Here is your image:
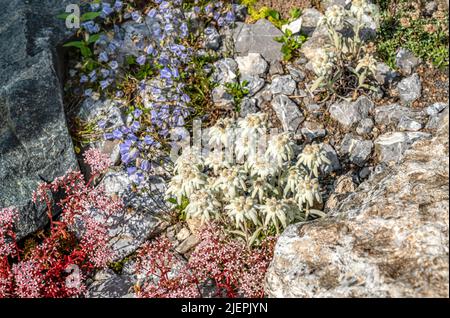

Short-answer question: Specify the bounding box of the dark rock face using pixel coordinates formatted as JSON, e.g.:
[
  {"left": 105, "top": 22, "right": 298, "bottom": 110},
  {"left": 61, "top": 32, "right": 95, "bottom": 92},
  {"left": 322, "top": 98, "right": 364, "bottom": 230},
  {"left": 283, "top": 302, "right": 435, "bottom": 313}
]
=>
[{"left": 0, "top": 0, "right": 79, "bottom": 238}]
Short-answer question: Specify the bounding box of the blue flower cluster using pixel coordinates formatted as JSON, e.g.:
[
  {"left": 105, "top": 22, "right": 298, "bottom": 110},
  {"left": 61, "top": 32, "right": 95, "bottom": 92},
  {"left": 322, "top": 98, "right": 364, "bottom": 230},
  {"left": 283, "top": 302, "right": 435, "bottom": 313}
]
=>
[{"left": 71, "top": 0, "right": 238, "bottom": 185}]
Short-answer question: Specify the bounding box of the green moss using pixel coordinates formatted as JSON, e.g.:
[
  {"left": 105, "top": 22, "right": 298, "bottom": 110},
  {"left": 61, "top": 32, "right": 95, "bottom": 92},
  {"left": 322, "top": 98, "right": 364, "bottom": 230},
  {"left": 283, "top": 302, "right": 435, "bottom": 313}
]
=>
[
  {"left": 376, "top": 3, "right": 449, "bottom": 69},
  {"left": 108, "top": 254, "right": 135, "bottom": 274}
]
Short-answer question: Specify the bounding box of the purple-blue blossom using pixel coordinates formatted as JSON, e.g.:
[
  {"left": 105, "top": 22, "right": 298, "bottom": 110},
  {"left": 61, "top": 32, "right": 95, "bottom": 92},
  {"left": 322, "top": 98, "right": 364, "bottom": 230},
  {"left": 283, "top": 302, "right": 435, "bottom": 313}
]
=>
[
  {"left": 113, "top": 0, "right": 123, "bottom": 11},
  {"left": 136, "top": 55, "right": 147, "bottom": 65},
  {"left": 109, "top": 60, "right": 119, "bottom": 70},
  {"left": 131, "top": 11, "right": 142, "bottom": 22},
  {"left": 80, "top": 75, "right": 88, "bottom": 83},
  {"left": 101, "top": 3, "right": 113, "bottom": 16},
  {"left": 160, "top": 67, "right": 172, "bottom": 80},
  {"left": 99, "top": 51, "right": 109, "bottom": 63}
]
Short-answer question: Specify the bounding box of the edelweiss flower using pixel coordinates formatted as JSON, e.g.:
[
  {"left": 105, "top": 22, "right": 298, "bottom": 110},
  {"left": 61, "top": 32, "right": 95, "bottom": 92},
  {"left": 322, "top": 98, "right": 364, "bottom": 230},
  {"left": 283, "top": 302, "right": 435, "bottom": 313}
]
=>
[
  {"left": 213, "top": 167, "right": 247, "bottom": 199},
  {"left": 297, "top": 144, "right": 331, "bottom": 177},
  {"left": 282, "top": 166, "right": 302, "bottom": 197},
  {"left": 249, "top": 177, "right": 276, "bottom": 203},
  {"left": 166, "top": 177, "right": 185, "bottom": 204},
  {"left": 204, "top": 151, "right": 231, "bottom": 175},
  {"left": 259, "top": 198, "right": 293, "bottom": 231},
  {"left": 174, "top": 147, "right": 203, "bottom": 174},
  {"left": 311, "top": 48, "right": 336, "bottom": 77},
  {"left": 324, "top": 5, "right": 346, "bottom": 28},
  {"left": 167, "top": 165, "right": 206, "bottom": 203},
  {"left": 208, "top": 117, "right": 235, "bottom": 147},
  {"left": 265, "top": 132, "right": 294, "bottom": 168},
  {"left": 225, "top": 196, "right": 259, "bottom": 229},
  {"left": 295, "top": 176, "right": 322, "bottom": 208},
  {"left": 351, "top": 0, "right": 378, "bottom": 20},
  {"left": 235, "top": 135, "right": 258, "bottom": 163},
  {"left": 185, "top": 189, "right": 221, "bottom": 224},
  {"left": 356, "top": 54, "right": 377, "bottom": 75},
  {"left": 247, "top": 157, "right": 278, "bottom": 180},
  {"left": 237, "top": 112, "right": 267, "bottom": 140}
]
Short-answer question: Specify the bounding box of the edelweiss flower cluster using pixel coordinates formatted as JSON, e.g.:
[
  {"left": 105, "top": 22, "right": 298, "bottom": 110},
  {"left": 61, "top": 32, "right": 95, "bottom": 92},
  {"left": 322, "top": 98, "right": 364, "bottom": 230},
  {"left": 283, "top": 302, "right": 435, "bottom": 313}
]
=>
[
  {"left": 324, "top": 4, "right": 346, "bottom": 28},
  {"left": 311, "top": 1, "right": 379, "bottom": 95},
  {"left": 166, "top": 113, "right": 331, "bottom": 240},
  {"left": 311, "top": 48, "right": 337, "bottom": 78}
]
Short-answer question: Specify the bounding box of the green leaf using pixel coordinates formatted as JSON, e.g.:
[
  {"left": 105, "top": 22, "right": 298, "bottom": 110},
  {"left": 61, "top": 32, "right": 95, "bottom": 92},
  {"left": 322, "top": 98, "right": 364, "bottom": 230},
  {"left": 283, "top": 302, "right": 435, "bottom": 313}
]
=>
[
  {"left": 267, "top": 9, "right": 281, "bottom": 21},
  {"left": 274, "top": 37, "right": 284, "bottom": 43},
  {"left": 80, "top": 46, "right": 92, "bottom": 57},
  {"left": 289, "top": 8, "right": 302, "bottom": 20},
  {"left": 84, "top": 59, "right": 96, "bottom": 72},
  {"left": 248, "top": 227, "right": 263, "bottom": 247},
  {"left": 87, "top": 33, "right": 101, "bottom": 44},
  {"left": 63, "top": 41, "right": 85, "bottom": 49},
  {"left": 56, "top": 13, "right": 70, "bottom": 20},
  {"left": 167, "top": 198, "right": 178, "bottom": 204},
  {"left": 80, "top": 11, "right": 101, "bottom": 22}
]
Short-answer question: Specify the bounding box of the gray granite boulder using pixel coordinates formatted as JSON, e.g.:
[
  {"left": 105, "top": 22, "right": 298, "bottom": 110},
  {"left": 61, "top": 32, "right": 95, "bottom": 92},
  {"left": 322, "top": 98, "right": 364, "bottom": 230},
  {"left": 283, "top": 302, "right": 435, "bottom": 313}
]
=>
[
  {"left": 239, "top": 97, "right": 258, "bottom": 117},
  {"left": 96, "top": 171, "right": 169, "bottom": 261},
  {"left": 397, "top": 73, "right": 422, "bottom": 104},
  {"left": 374, "top": 131, "right": 431, "bottom": 164},
  {"left": 339, "top": 134, "right": 373, "bottom": 167},
  {"left": 395, "top": 48, "right": 421, "bottom": 75},
  {"left": 328, "top": 96, "right": 374, "bottom": 129},
  {"left": 0, "top": 0, "right": 80, "bottom": 239},
  {"left": 266, "top": 113, "right": 449, "bottom": 298},
  {"left": 271, "top": 95, "right": 304, "bottom": 133},
  {"left": 235, "top": 53, "right": 268, "bottom": 77},
  {"left": 300, "top": 8, "right": 323, "bottom": 36},
  {"left": 270, "top": 75, "right": 297, "bottom": 96},
  {"left": 374, "top": 103, "right": 426, "bottom": 127},
  {"left": 233, "top": 19, "right": 284, "bottom": 63},
  {"left": 426, "top": 104, "right": 449, "bottom": 131},
  {"left": 241, "top": 75, "right": 265, "bottom": 97},
  {"left": 87, "top": 268, "right": 136, "bottom": 298}
]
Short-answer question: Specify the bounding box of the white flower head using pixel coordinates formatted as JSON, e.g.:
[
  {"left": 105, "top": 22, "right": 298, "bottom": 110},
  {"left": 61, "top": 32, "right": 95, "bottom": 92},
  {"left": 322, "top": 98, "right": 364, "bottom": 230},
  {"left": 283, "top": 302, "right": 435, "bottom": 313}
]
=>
[
  {"left": 204, "top": 151, "right": 231, "bottom": 175},
  {"left": 185, "top": 189, "right": 221, "bottom": 224},
  {"left": 324, "top": 5, "right": 346, "bottom": 28},
  {"left": 311, "top": 48, "right": 336, "bottom": 77},
  {"left": 295, "top": 175, "right": 322, "bottom": 209},
  {"left": 174, "top": 146, "right": 203, "bottom": 174},
  {"left": 282, "top": 166, "right": 303, "bottom": 197},
  {"left": 351, "top": 0, "right": 378, "bottom": 20},
  {"left": 265, "top": 132, "right": 294, "bottom": 168},
  {"left": 225, "top": 196, "right": 259, "bottom": 229},
  {"left": 356, "top": 53, "right": 377, "bottom": 75},
  {"left": 237, "top": 112, "right": 267, "bottom": 140},
  {"left": 167, "top": 165, "right": 206, "bottom": 203},
  {"left": 208, "top": 117, "right": 235, "bottom": 148},
  {"left": 259, "top": 198, "right": 294, "bottom": 232},
  {"left": 165, "top": 177, "right": 184, "bottom": 205},
  {"left": 247, "top": 157, "right": 279, "bottom": 180},
  {"left": 234, "top": 135, "right": 253, "bottom": 163},
  {"left": 213, "top": 167, "right": 247, "bottom": 200},
  {"left": 297, "top": 144, "right": 331, "bottom": 177},
  {"left": 249, "top": 177, "right": 276, "bottom": 203}
]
